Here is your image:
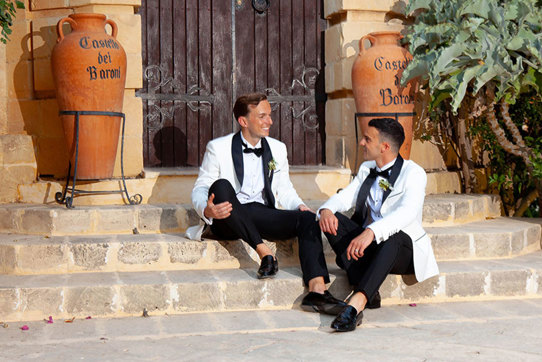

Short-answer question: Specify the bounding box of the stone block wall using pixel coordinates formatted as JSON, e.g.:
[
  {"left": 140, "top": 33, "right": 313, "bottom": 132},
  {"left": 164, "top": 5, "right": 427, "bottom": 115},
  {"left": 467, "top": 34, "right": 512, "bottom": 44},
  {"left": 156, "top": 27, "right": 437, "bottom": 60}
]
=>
[
  {"left": 323, "top": 0, "right": 447, "bottom": 172},
  {"left": 4, "top": 0, "right": 142, "bottom": 184},
  {"left": 0, "top": 3, "right": 37, "bottom": 202}
]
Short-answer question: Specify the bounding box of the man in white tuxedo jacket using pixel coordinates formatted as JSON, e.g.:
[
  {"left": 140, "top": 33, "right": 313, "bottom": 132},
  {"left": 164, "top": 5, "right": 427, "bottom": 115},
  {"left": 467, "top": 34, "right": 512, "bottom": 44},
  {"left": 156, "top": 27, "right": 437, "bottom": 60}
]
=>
[
  {"left": 300, "top": 117, "right": 439, "bottom": 332},
  {"left": 187, "top": 93, "right": 348, "bottom": 311}
]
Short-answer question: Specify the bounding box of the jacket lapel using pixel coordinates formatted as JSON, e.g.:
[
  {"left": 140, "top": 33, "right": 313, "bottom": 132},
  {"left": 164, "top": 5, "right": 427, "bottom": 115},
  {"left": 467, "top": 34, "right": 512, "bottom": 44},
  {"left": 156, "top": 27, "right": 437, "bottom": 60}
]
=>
[
  {"left": 231, "top": 132, "right": 244, "bottom": 186},
  {"left": 381, "top": 155, "right": 404, "bottom": 204},
  {"left": 352, "top": 169, "right": 377, "bottom": 225},
  {"left": 261, "top": 138, "right": 276, "bottom": 208},
  {"left": 351, "top": 155, "right": 404, "bottom": 225}
]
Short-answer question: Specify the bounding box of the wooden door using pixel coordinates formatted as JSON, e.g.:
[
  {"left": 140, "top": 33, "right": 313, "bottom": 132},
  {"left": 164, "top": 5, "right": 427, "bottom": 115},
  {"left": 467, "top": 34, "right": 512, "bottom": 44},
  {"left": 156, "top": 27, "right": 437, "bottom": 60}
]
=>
[{"left": 138, "top": 0, "right": 326, "bottom": 167}]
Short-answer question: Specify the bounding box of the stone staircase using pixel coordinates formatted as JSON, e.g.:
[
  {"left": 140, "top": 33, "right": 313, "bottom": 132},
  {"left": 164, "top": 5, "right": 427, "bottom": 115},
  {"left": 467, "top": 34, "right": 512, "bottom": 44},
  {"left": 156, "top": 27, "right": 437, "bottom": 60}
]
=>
[{"left": 1, "top": 194, "right": 541, "bottom": 322}]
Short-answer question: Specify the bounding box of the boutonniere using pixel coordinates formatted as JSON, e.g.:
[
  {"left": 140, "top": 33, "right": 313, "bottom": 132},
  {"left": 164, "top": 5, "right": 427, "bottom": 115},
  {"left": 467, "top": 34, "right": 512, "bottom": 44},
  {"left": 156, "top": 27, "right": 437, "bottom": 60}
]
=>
[
  {"left": 379, "top": 179, "right": 393, "bottom": 192},
  {"left": 268, "top": 159, "right": 277, "bottom": 177}
]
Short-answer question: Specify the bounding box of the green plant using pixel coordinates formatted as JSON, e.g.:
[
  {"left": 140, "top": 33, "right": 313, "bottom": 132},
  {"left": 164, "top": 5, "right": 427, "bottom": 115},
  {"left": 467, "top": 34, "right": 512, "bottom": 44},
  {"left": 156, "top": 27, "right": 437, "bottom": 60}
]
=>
[
  {"left": 401, "top": 0, "right": 542, "bottom": 214},
  {"left": 470, "top": 91, "right": 541, "bottom": 216},
  {"left": 0, "top": 0, "right": 24, "bottom": 44}
]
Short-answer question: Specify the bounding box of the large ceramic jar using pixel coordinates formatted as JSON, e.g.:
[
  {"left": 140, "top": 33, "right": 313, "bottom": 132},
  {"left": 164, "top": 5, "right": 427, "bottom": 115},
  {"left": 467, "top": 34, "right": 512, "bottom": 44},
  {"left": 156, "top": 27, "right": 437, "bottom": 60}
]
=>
[
  {"left": 351, "top": 31, "right": 416, "bottom": 159},
  {"left": 51, "top": 13, "right": 127, "bottom": 179}
]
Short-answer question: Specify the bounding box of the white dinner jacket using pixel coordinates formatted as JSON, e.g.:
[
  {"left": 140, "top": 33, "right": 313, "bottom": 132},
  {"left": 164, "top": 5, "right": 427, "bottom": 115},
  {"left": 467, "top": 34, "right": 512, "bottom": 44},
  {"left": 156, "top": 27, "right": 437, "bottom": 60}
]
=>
[
  {"left": 186, "top": 132, "right": 304, "bottom": 240},
  {"left": 318, "top": 159, "right": 439, "bottom": 283}
]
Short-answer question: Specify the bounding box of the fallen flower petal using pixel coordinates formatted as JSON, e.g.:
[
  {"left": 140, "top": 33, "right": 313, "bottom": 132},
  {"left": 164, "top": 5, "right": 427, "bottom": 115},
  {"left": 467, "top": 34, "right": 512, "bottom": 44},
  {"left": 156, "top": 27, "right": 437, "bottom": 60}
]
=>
[
  {"left": 20, "top": 325, "right": 29, "bottom": 330},
  {"left": 47, "top": 316, "right": 53, "bottom": 324},
  {"left": 85, "top": 316, "right": 92, "bottom": 320},
  {"left": 65, "top": 317, "right": 76, "bottom": 323},
  {"left": 0, "top": 322, "right": 8, "bottom": 328},
  {"left": 409, "top": 303, "right": 417, "bottom": 307}
]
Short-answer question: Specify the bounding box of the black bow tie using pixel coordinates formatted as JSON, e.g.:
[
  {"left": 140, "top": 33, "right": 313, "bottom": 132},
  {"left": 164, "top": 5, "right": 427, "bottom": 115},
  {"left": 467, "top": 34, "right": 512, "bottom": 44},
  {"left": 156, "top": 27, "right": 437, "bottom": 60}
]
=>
[
  {"left": 242, "top": 142, "right": 264, "bottom": 157},
  {"left": 369, "top": 168, "right": 390, "bottom": 179}
]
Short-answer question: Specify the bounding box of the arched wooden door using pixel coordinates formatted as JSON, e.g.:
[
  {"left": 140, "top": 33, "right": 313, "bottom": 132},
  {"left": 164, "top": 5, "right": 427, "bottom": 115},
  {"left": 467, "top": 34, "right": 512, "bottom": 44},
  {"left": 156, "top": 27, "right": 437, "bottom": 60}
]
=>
[{"left": 137, "top": 0, "right": 326, "bottom": 167}]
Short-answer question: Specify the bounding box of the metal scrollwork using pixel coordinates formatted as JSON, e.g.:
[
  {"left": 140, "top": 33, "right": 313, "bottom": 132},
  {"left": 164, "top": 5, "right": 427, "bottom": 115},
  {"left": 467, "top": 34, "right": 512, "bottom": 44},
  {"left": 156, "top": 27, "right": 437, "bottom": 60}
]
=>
[
  {"left": 264, "top": 67, "right": 321, "bottom": 130},
  {"left": 137, "top": 65, "right": 213, "bottom": 129},
  {"left": 252, "top": 0, "right": 270, "bottom": 13}
]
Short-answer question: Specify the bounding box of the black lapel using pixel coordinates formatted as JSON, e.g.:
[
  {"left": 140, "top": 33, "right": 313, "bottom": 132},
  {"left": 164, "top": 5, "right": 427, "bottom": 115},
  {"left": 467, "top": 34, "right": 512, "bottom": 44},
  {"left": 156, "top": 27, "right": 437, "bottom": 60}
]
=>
[
  {"left": 231, "top": 132, "right": 244, "bottom": 186},
  {"left": 261, "top": 138, "right": 276, "bottom": 208},
  {"left": 381, "top": 155, "right": 404, "bottom": 204},
  {"left": 352, "top": 169, "right": 377, "bottom": 225}
]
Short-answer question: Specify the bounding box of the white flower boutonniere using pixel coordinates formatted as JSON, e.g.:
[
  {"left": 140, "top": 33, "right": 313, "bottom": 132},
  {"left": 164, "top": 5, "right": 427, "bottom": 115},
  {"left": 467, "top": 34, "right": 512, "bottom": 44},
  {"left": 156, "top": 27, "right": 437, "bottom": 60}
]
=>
[
  {"left": 378, "top": 179, "right": 393, "bottom": 192},
  {"left": 268, "top": 159, "right": 277, "bottom": 177}
]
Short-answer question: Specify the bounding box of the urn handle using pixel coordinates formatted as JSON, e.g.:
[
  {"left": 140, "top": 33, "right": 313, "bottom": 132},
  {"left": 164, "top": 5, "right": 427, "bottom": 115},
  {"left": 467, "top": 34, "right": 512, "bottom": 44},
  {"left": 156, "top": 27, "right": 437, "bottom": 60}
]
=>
[
  {"left": 56, "top": 17, "right": 77, "bottom": 43},
  {"left": 105, "top": 19, "right": 118, "bottom": 39},
  {"left": 359, "top": 34, "right": 377, "bottom": 55}
]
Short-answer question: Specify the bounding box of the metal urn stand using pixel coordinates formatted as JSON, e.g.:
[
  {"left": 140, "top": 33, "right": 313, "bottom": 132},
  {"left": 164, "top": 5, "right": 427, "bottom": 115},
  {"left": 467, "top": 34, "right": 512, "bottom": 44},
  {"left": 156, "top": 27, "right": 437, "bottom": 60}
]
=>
[{"left": 55, "top": 110, "right": 143, "bottom": 209}]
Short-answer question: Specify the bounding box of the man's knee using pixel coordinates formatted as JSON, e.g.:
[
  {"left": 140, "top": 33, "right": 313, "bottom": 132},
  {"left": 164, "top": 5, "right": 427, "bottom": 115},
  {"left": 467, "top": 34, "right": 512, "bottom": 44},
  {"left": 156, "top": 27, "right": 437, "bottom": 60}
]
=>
[
  {"left": 297, "top": 210, "right": 320, "bottom": 233},
  {"left": 299, "top": 210, "right": 316, "bottom": 224},
  {"left": 209, "top": 179, "right": 236, "bottom": 203}
]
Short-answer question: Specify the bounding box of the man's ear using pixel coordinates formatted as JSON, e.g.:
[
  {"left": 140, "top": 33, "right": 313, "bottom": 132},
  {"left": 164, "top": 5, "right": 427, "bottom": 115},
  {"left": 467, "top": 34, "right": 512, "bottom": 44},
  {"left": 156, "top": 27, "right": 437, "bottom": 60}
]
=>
[
  {"left": 237, "top": 116, "right": 247, "bottom": 128},
  {"left": 380, "top": 141, "right": 391, "bottom": 153}
]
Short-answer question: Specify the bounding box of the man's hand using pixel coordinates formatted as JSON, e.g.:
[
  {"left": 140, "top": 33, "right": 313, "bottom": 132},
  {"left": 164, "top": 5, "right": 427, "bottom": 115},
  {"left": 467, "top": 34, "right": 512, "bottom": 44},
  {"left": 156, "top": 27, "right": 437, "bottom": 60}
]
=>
[
  {"left": 319, "top": 209, "right": 338, "bottom": 235},
  {"left": 346, "top": 228, "right": 375, "bottom": 261},
  {"left": 203, "top": 193, "right": 232, "bottom": 220},
  {"left": 298, "top": 204, "right": 314, "bottom": 213}
]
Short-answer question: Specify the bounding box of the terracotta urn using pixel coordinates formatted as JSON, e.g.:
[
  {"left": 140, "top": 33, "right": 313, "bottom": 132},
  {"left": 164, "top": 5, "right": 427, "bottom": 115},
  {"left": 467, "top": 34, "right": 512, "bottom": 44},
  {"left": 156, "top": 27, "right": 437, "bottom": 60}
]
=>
[
  {"left": 351, "top": 31, "right": 416, "bottom": 159},
  {"left": 51, "top": 13, "right": 127, "bottom": 179}
]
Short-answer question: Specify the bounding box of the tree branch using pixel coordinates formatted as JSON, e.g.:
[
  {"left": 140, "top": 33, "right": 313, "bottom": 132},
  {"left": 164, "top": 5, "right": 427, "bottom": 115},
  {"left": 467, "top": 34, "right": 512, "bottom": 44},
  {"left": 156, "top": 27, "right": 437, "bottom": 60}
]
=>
[
  {"left": 500, "top": 100, "right": 527, "bottom": 149},
  {"left": 514, "top": 189, "right": 539, "bottom": 217},
  {"left": 484, "top": 86, "right": 524, "bottom": 158}
]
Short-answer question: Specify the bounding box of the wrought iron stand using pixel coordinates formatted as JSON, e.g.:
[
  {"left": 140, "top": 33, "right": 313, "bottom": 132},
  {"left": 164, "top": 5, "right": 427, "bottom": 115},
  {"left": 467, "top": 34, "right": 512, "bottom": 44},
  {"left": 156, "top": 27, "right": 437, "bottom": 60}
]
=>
[
  {"left": 55, "top": 110, "right": 143, "bottom": 209},
  {"left": 353, "top": 112, "right": 415, "bottom": 177}
]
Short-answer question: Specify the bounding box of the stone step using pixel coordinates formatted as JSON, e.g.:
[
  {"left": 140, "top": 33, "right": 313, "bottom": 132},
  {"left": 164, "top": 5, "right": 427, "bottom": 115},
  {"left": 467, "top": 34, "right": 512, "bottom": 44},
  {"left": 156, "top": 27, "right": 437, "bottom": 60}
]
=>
[
  {"left": 17, "top": 168, "right": 461, "bottom": 206},
  {"left": 2, "top": 250, "right": 541, "bottom": 322},
  {"left": 0, "top": 194, "right": 501, "bottom": 236},
  {"left": 17, "top": 166, "right": 353, "bottom": 206},
  {"left": 1, "top": 217, "right": 539, "bottom": 275}
]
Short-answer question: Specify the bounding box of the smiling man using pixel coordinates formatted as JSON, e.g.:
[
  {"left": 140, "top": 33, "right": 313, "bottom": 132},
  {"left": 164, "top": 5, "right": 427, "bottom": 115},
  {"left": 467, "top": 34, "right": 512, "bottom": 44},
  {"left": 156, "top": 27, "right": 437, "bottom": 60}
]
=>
[
  {"left": 187, "top": 93, "right": 340, "bottom": 293},
  {"left": 299, "top": 117, "right": 439, "bottom": 332}
]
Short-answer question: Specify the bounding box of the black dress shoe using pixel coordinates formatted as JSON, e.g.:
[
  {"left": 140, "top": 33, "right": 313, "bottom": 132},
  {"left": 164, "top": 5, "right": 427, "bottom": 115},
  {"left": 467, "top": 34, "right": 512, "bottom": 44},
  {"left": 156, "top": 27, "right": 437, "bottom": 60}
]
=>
[
  {"left": 301, "top": 290, "right": 347, "bottom": 315},
  {"left": 257, "top": 255, "right": 278, "bottom": 279},
  {"left": 366, "top": 291, "right": 381, "bottom": 309},
  {"left": 331, "top": 305, "right": 363, "bottom": 332}
]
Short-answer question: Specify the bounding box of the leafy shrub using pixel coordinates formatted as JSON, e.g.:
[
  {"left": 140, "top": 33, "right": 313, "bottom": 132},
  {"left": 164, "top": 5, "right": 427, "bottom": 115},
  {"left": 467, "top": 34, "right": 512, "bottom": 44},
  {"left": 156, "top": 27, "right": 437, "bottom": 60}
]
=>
[
  {"left": 0, "top": 0, "right": 24, "bottom": 44},
  {"left": 401, "top": 0, "right": 542, "bottom": 215}
]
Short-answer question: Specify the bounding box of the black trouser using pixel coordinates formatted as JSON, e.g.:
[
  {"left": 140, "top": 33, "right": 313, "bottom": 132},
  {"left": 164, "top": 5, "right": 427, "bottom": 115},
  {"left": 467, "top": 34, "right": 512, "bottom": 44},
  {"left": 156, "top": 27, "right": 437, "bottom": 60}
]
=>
[
  {"left": 325, "top": 213, "right": 415, "bottom": 302},
  {"left": 208, "top": 179, "right": 329, "bottom": 285}
]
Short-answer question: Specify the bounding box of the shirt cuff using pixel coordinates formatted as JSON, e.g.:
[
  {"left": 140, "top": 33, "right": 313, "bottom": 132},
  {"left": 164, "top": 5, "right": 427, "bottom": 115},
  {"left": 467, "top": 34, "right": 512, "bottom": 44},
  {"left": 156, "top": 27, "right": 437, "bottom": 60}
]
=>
[
  {"left": 316, "top": 207, "right": 335, "bottom": 221},
  {"left": 367, "top": 224, "right": 384, "bottom": 244},
  {"left": 199, "top": 207, "right": 213, "bottom": 225}
]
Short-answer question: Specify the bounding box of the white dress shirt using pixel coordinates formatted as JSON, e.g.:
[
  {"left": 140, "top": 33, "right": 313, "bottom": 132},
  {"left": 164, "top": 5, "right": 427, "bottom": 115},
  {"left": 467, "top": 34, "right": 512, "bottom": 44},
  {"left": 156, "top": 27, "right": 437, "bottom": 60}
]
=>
[
  {"left": 366, "top": 158, "right": 397, "bottom": 228},
  {"left": 236, "top": 133, "right": 265, "bottom": 205}
]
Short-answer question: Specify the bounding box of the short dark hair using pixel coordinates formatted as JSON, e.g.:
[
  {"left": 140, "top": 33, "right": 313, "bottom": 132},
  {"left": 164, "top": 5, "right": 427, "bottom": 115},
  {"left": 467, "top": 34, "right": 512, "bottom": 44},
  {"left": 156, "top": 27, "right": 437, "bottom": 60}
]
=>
[
  {"left": 233, "top": 93, "right": 268, "bottom": 121},
  {"left": 368, "top": 117, "right": 405, "bottom": 153}
]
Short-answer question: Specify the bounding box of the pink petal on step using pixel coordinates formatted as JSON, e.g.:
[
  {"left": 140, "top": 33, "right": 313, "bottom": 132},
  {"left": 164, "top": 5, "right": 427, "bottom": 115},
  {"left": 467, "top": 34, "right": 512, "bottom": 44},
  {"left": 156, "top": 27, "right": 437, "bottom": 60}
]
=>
[{"left": 20, "top": 325, "right": 29, "bottom": 330}]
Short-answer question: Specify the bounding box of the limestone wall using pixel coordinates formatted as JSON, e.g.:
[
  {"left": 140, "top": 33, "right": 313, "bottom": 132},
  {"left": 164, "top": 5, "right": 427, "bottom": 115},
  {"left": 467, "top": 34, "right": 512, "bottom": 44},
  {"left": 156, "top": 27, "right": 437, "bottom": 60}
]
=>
[
  {"left": 323, "top": 0, "right": 447, "bottom": 172},
  {"left": 1, "top": 2, "right": 37, "bottom": 202},
  {"left": 5, "top": 0, "right": 142, "bottom": 182}
]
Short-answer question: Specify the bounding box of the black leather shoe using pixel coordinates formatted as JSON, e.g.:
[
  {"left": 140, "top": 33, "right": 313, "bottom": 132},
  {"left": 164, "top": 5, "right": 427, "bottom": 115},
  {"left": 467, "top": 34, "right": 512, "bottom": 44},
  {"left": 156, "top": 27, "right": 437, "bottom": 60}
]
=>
[
  {"left": 301, "top": 290, "right": 347, "bottom": 315},
  {"left": 331, "top": 305, "right": 363, "bottom": 332},
  {"left": 366, "top": 291, "right": 381, "bottom": 309},
  {"left": 257, "top": 255, "right": 278, "bottom": 279}
]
